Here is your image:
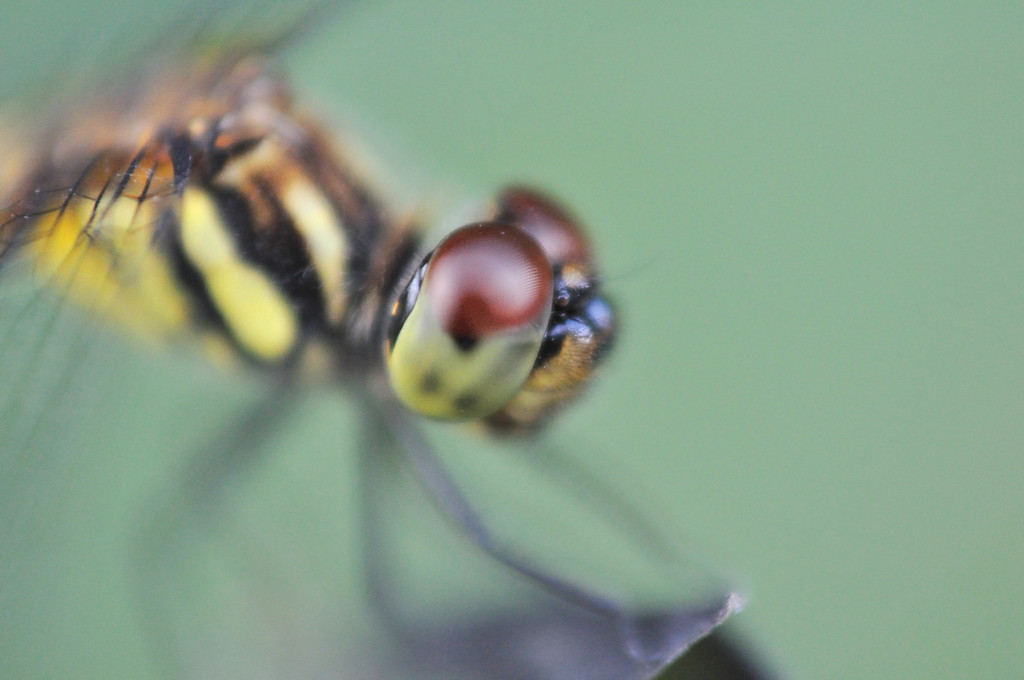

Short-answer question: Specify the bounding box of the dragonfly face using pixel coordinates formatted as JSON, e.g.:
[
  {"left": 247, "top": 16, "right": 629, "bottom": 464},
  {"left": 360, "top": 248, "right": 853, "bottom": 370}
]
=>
[{"left": 385, "top": 188, "right": 617, "bottom": 429}]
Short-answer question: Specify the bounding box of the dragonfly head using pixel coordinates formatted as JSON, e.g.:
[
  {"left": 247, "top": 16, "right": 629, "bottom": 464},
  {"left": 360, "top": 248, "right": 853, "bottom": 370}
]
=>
[{"left": 384, "top": 187, "right": 616, "bottom": 432}]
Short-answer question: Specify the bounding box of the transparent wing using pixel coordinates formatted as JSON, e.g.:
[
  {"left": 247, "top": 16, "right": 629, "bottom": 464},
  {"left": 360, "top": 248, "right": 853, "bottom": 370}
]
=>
[
  {"left": 369, "top": 401, "right": 742, "bottom": 680},
  {"left": 127, "top": 388, "right": 740, "bottom": 680},
  {"left": 0, "top": 239, "right": 280, "bottom": 678},
  {"left": 367, "top": 409, "right": 742, "bottom": 680}
]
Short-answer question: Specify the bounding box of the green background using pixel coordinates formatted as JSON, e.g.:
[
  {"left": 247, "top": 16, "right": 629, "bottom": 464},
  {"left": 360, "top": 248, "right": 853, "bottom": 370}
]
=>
[{"left": 1, "top": 2, "right": 1022, "bottom": 679}]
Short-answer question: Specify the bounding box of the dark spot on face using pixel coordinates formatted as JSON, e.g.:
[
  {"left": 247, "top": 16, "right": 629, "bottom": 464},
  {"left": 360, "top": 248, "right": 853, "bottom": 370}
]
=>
[
  {"left": 452, "top": 335, "right": 478, "bottom": 352},
  {"left": 420, "top": 372, "right": 441, "bottom": 394},
  {"left": 453, "top": 393, "right": 479, "bottom": 413}
]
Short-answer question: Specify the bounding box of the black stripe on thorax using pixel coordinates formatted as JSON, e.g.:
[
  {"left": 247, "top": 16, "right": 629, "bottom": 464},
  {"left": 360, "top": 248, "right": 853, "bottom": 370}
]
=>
[
  {"left": 206, "top": 179, "right": 329, "bottom": 335},
  {"left": 291, "top": 136, "right": 390, "bottom": 314}
]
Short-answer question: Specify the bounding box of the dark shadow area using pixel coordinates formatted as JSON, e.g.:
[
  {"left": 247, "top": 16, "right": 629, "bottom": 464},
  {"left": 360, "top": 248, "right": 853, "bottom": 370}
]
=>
[{"left": 660, "top": 629, "right": 781, "bottom": 680}]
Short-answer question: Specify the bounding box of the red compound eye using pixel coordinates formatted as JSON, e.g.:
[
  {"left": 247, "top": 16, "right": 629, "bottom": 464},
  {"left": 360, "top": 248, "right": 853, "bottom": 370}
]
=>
[
  {"left": 497, "top": 187, "right": 592, "bottom": 265},
  {"left": 427, "top": 222, "right": 553, "bottom": 342}
]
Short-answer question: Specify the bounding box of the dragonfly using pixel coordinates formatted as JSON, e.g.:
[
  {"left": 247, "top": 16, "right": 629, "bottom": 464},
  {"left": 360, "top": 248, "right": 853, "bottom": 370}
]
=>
[{"left": 0, "top": 4, "right": 748, "bottom": 679}]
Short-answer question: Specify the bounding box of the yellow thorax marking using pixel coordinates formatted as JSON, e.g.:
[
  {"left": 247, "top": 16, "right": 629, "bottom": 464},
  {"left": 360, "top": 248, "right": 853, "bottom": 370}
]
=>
[
  {"left": 179, "top": 187, "right": 298, "bottom": 361},
  {"left": 281, "top": 176, "right": 348, "bottom": 325}
]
